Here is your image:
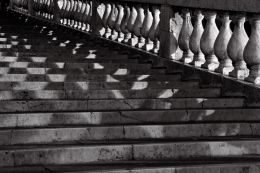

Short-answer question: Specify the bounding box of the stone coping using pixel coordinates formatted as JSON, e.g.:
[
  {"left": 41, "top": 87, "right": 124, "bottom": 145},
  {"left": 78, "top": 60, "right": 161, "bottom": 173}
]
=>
[{"left": 113, "top": 0, "right": 260, "bottom": 13}]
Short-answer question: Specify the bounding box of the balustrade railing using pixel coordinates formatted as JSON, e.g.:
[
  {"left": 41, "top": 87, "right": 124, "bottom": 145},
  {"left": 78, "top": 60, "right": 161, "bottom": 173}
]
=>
[{"left": 9, "top": 0, "right": 260, "bottom": 85}]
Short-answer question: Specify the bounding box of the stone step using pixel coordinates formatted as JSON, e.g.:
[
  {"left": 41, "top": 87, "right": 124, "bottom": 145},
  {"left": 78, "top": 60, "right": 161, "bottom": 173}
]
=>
[
  {"left": 0, "top": 81, "right": 198, "bottom": 90},
  {"left": 0, "top": 88, "right": 220, "bottom": 100},
  {"left": 0, "top": 47, "right": 99, "bottom": 54},
  {"left": 1, "top": 140, "right": 260, "bottom": 167},
  {"left": 0, "top": 98, "right": 244, "bottom": 113},
  {"left": 0, "top": 109, "right": 259, "bottom": 128},
  {"left": 0, "top": 67, "right": 166, "bottom": 75},
  {"left": 0, "top": 58, "right": 139, "bottom": 64},
  {"left": 0, "top": 51, "right": 128, "bottom": 60},
  {"left": 0, "top": 62, "right": 152, "bottom": 69},
  {"left": 0, "top": 44, "right": 101, "bottom": 50},
  {"left": 1, "top": 162, "right": 260, "bottom": 173},
  {"left": 0, "top": 74, "right": 180, "bottom": 82},
  {"left": 0, "top": 123, "right": 257, "bottom": 145}
]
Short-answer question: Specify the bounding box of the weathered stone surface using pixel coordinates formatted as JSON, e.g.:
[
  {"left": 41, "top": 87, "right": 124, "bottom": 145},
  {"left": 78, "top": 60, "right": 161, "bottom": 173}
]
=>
[
  {"left": 133, "top": 140, "right": 260, "bottom": 160},
  {"left": 11, "top": 145, "right": 132, "bottom": 166}
]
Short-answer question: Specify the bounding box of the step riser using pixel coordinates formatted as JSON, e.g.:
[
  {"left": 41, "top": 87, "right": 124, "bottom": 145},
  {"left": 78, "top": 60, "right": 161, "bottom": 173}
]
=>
[
  {"left": 0, "top": 62, "right": 152, "bottom": 69},
  {"left": 1, "top": 141, "right": 260, "bottom": 167},
  {"left": 0, "top": 98, "right": 244, "bottom": 113},
  {"left": 0, "top": 89, "right": 220, "bottom": 100},
  {"left": 1, "top": 163, "right": 260, "bottom": 173},
  {"left": 1, "top": 109, "right": 259, "bottom": 128},
  {"left": 0, "top": 74, "right": 181, "bottom": 82},
  {"left": 0, "top": 81, "right": 199, "bottom": 90},
  {"left": 0, "top": 123, "right": 256, "bottom": 145},
  {"left": 0, "top": 68, "right": 166, "bottom": 75}
]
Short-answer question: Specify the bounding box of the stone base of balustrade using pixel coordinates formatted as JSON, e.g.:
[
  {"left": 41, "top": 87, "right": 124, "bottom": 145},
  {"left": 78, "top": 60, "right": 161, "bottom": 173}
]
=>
[
  {"left": 202, "top": 62, "right": 219, "bottom": 71},
  {"left": 116, "top": 37, "right": 124, "bottom": 43},
  {"left": 216, "top": 66, "right": 234, "bottom": 76},
  {"left": 230, "top": 68, "right": 249, "bottom": 80},
  {"left": 128, "top": 37, "right": 138, "bottom": 47},
  {"left": 142, "top": 43, "right": 153, "bottom": 52},
  {"left": 136, "top": 42, "right": 145, "bottom": 49},
  {"left": 180, "top": 54, "right": 193, "bottom": 64},
  {"left": 245, "top": 66, "right": 260, "bottom": 85},
  {"left": 245, "top": 76, "right": 260, "bottom": 85}
]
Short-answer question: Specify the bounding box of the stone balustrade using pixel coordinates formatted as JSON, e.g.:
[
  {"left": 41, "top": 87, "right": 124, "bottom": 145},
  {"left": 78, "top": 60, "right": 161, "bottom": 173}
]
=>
[{"left": 9, "top": 0, "right": 260, "bottom": 85}]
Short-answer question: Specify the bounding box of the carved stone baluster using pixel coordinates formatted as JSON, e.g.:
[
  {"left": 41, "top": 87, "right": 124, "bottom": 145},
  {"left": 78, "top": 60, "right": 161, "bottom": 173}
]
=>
[
  {"left": 47, "top": 0, "right": 51, "bottom": 19},
  {"left": 121, "top": 3, "right": 131, "bottom": 44},
  {"left": 59, "top": 0, "right": 66, "bottom": 24},
  {"left": 115, "top": 3, "right": 125, "bottom": 42},
  {"left": 74, "top": 0, "right": 80, "bottom": 28},
  {"left": 77, "top": 0, "right": 84, "bottom": 29},
  {"left": 244, "top": 14, "right": 260, "bottom": 84},
  {"left": 201, "top": 11, "right": 219, "bottom": 71},
  {"left": 106, "top": 3, "right": 118, "bottom": 39},
  {"left": 150, "top": 6, "right": 161, "bottom": 54},
  {"left": 83, "top": 1, "right": 91, "bottom": 31},
  {"left": 140, "top": 5, "right": 153, "bottom": 50},
  {"left": 190, "top": 10, "right": 205, "bottom": 67},
  {"left": 227, "top": 13, "right": 249, "bottom": 79},
  {"left": 86, "top": 1, "right": 92, "bottom": 31},
  {"left": 101, "top": 2, "right": 111, "bottom": 37},
  {"left": 133, "top": 4, "right": 145, "bottom": 48},
  {"left": 126, "top": 4, "right": 138, "bottom": 45},
  {"left": 147, "top": 6, "right": 160, "bottom": 52},
  {"left": 152, "top": 21, "right": 160, "bottom": 54},
  {"left": 104, "top": 2, "right": 113, "bottom": 38},
  {"left": 74, "top": 0, "right": 79, "bottom": 26},
  {"left": 64, "top": 0, "right": 70, "bottom": 25},
  {"left": 178, "top": 9, "right": 193, "bottom": 63},
  {"left": 79, "top": 0, "right": 86, "bottom": 30},
  {"left": 70, "top": 0, "right": 76, "bottom": 27},
  {"left": 215, "top": 13, "right": 233, "bottom": 75}
]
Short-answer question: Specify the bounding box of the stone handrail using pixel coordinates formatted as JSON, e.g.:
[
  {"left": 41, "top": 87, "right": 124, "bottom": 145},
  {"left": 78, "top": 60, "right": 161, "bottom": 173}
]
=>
[{"left": 9, "top": 0, "right": 260, "bottom": 85}]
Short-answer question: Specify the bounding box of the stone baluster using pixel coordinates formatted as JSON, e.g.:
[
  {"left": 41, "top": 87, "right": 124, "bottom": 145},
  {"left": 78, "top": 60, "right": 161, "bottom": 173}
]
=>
[
  {"left": 146, "top": 5, "right": 160, "bottom": 52},
  {"left": 43, "top": 0, "right": 48, "bottom": 18},
  {"left": 79, "top": 0, "right": 86, "bottom": 30},
  {"left": 214, "top": 13, "right": 233, "bottom": 75},
  {"left": 190, "top": 10, "right": 205, "bottom": 67},
  {"left": 64, "top": 0, "right": 70, "bottom": 25},
  {"left": 39, "top": 0, "right": 43, "bottom": 16},
  {"left": 47, "top": 0, "right": 51, "bottom": 19},
  {"left": 28, "top": 0, "right": 34, "bottom": 15},
  {"left": 67, "top": 0, "right": 73, "bottom": 26},
  {"left": 244, "top": 14, "right": 260, "bottom": 84},
  {"left": 70, "top": 0, "right": 76, "bottom": 27},
  {"left": 83, "top": 1, "right": 91, "bottom": 31},
  {"left": 114, "top": 3, "right": 125, "bottom": 42},
  {"left": 73, "top": 0, "right": 79, "bottom": 28},
  {"left": 106, "top": 3, "right": 118, "bottom": 39},
  {"left": 178, "top": 9, "right": 193, "bottom": 63},
  {"left": 77, "top": 0, "right": 83, "bottom": 29},
  {"left": 152, "top": 20, "right": 160, "bottom": 54},
  {"left": 140, "top": 5, "right": 153, "bottom": 50},
  {"left": 101, "top": 2, "right": 112, "bottom": 37},
  {"left": 133, "top": 4, "right": 145, "bottom": 48},
  {"left": 126, "top": 4, "right": 137, "bottom": 45},
  {"left": 227, "top": 13, "right": 249, "bottom": 79},
  {"left": 86, "top": 1, "right": 92, "bottom": 31},
  {"left": 201, "top": 11, "right": 219, "bottom": 71},
  {"left": 58, "top": 0, "right": 65, "bottom": 24},
  {"left": 120, "top": 3, "right": 131, "bottom": 44}
]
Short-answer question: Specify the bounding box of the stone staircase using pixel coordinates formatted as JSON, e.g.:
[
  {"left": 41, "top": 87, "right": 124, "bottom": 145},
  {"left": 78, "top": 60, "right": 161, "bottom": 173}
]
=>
[{"left": 1, "top": 12, "right": 260, "bottom": 173}]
